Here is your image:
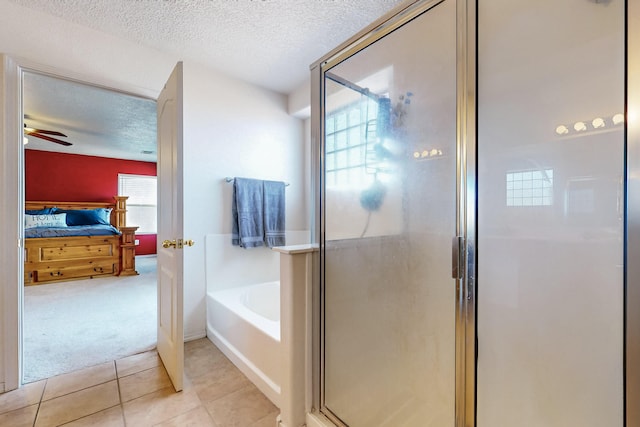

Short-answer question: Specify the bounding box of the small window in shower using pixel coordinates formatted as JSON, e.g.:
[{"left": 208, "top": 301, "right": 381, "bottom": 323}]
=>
[
  {"left": 506, "top": 168, "right": 553, "bottom": 206},
  {"left": 325, "top": 96, "right": 379, "bottom": 189}
]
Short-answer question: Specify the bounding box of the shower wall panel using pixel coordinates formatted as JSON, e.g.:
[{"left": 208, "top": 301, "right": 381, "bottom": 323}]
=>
[{"left": 476, "top": 1, "right": 625, "bottom": 426}]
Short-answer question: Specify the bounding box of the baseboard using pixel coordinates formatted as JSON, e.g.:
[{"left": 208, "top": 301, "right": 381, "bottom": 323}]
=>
[{"left": 184, "top": 331, "right": 206, "bottom": 342}]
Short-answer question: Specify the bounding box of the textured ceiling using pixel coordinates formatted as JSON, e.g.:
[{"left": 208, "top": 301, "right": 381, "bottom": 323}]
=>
[
  {"left": 13, "top": 0, "right": 406, "bottom": 161},
  {"left": 23, "top": 72, "right": 157, "bottom": 162},
  {"left": 10, "top": 0, "right": 406, "bottom": 94}
]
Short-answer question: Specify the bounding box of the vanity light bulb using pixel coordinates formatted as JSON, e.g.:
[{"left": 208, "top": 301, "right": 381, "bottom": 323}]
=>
[
  {"left": 592, "top": 117, "right": 605, "bottom": 129},
  {"left": 574, "top": 121, "right": 587, "bottom": 132},
  {"left": 438, "top": 150, "right": 443, "bottom": 156},
  {"left": 421, "top": 150, "right": 429, "bottom": 158},
  {"left": 413, "top": 151, "right": 420, "bottom": 159},
  {"left": 555, "top": 125, "right": 569, "bottom": 135},
  {"left": 430, "top": 148, "right": 438, "bottom": 156},
  {"left": 612, "top": 113, "right": 624, "bottom": 125}
]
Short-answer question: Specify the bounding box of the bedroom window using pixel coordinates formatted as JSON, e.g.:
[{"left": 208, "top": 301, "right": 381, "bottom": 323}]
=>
[{"left": 118, "top": 174, "right": 157, "bottom": 234}]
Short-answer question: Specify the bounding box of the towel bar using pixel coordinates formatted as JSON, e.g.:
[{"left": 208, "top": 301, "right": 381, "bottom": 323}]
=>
[{"left": 225, "top": 177, "right": 290, "bottom": 187}]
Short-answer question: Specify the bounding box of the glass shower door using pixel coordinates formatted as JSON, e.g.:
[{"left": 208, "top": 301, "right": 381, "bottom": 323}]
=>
[
  {"left": 320, "top": 1, "right": 458, "bottom": 425},
  {"left": 476, "top": 1, "right": 625, "bottom": 426}
]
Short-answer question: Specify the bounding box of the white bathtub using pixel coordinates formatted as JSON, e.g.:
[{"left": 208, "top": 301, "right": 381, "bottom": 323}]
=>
[{"left": 206, "top": 281, "right": 281, "bottom": 406}]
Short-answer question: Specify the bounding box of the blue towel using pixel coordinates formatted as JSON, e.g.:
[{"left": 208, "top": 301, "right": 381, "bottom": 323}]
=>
[
  {"left": 232, "top": 178, "right": 265, "bottom": 248},
  {"left": 263, "top": 180, "right": 286, "bottom": 248}
]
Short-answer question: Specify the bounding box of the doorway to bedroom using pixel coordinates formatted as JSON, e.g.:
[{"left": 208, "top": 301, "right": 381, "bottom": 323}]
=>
[{"left": 21, "top": 70, "right": 159, "bottom": 383}]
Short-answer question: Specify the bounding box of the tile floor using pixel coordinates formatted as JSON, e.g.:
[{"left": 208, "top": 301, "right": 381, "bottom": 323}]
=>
[{"left": 0, "top": 338, "right": 279, "bottom": 426}]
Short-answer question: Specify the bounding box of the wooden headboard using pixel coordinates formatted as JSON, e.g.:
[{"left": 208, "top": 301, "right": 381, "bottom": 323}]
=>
[{"left": 25, "top": 196, "right": 128, "bottom": 229}]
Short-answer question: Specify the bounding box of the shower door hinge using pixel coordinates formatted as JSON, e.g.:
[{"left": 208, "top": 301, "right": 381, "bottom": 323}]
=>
[{"left": 452, "top": 235, "right": 464, "bottom": 280}]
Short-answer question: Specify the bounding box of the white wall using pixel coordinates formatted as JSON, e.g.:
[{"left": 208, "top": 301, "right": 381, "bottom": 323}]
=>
[
  {"left": 182, "top": 60, "right": 307, "bottom": 338},
  {"left": 0, "top": 0, "right": 308, "bottom": 388}
]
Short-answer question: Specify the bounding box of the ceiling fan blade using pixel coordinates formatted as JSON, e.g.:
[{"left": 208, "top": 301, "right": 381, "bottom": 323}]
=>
[
  {"left": 26, "top": 132, "right": 73, "bottom": 146},
  {"left": 29, "top": 129, "right": 67, "bottom": 137},
  {"left": 24, "top": 124, "right": 67, "bottom": 137}
]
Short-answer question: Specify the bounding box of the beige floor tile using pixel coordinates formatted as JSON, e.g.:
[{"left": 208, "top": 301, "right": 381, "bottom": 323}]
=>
[
  {"left": 35, "top": 380, "right": 119, "bottom": 427},
  {"left": 184, "top": 344, "right": 230, "bottom": 380},
  {"left": 184, "top": 337, "right": 222, "bottom": 357},
  {"left": 153, "top": 405, "right": 218, "bottom": 427},
  {"left": 0, "top": 339, "right": 278, "bottom": 427},
  {"left": 250, "top": 410, "right": 279, "bottom": 427},
  {"left": 0, "top": 379, "right": 45, "bottom": 414},
  {"left": 184, "top": 356, "right": 232, "bottom": 382},
  {"left": 0, "top": 404, "right": 38, "bottom": 427},
  {"left": 205, "top": 384, "right": 278, "bottom": 427},
  {"left": 122, "top": 386, "right": 202, "bottom": 427},
  {"left": 63, "top": 405, "right": 125, "bottom": 427},
  {"left": 116, "top": 350, "right": 161, "bottom": 378},
  {"left": 42, "top": 361, "right": 116, "bottom": 401},
  {"left": 189, "top": 361, "right": 252, "bottom": 404},
  {"left": 119, "top": 365, "right": 173, "bottom": 402}
]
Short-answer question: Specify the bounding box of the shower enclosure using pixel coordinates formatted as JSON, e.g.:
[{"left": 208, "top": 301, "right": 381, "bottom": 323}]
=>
[{"left": 311, "top": 0, "right": 636, "bottom": 426}]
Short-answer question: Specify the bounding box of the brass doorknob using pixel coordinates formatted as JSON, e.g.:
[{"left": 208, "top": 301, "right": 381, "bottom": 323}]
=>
[
  {"left": 185, "top": 239, "right": 195, "bottom": 247},
  {"left": 162, "top": 239, "right": 177, "bottom": 249}
]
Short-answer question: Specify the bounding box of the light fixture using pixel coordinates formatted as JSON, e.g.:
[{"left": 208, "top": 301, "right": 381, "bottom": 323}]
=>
[
  {"left": 592, "top": 117, "right": 605, "bottom": 129},
  {"left": 612, "top": 113, "right": 624, "bottom": 125},
  {"left": 555, "top": 112, "right": 625, "bottom": 137},
  {"left": 413, "top": 147, "right": 444, "bottom": 160}
]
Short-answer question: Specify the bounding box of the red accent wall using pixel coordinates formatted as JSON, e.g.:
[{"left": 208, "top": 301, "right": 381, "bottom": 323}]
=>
[{"left": 25, "top": 150, "right": 157, "bottom": 255}]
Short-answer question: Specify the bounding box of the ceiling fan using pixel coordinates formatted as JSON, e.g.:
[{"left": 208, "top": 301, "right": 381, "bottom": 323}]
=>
[{"left": 23, "top": 124, "right": 72, "bottom": 146}]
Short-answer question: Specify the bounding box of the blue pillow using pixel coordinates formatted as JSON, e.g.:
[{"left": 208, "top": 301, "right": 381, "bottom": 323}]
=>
[
  {"left": 25, "top": 207, "right": 56, "bottom": 215},
  {"left": 56, "top": 208, "right": 112, "bottom": 226}
]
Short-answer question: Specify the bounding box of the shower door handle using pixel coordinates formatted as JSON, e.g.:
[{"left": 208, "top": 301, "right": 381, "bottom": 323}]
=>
[{"left": 452, "top": 236, "right": 464, "bottom": 279}]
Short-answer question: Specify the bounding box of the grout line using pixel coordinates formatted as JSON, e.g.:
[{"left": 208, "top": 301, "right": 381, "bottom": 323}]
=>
[
  {"left": 32, "top": 378, "right": 48, "bottom": 427},
  {"left": 114, "top": 359, "right": 124, "bottom": 405},
  {"left": 113, "top": 361, "right": 128, "bottom": 426},
  {"left": 55, "top": 404, "right": 121, "bottom": 427}
]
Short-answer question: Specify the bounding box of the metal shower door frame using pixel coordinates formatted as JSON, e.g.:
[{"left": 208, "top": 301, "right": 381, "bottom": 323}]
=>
[
  {"left": 309, "top": 0, "right": 478, "bottom": 425},
  {"left": 626, "top": 0, "right": 640, "bottom": 425}
]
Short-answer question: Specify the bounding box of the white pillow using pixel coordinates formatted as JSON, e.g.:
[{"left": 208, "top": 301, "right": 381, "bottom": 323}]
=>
[{"left": 25, "top": 213, "right": 67, "bottom": 229}]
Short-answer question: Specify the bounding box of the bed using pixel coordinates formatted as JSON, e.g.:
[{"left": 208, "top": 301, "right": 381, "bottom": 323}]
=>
[{"left": 24, "top": 198, "right": 128, "bottom": 285}]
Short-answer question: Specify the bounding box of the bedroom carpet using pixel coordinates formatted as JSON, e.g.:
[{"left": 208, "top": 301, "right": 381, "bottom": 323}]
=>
[{"left": 23, "top": 256, "right": 157, "bottom": 383}]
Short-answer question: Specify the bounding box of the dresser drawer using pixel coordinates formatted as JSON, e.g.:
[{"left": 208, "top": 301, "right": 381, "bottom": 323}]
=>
[
  {"left": 38, "top": 242, "right": 116, "bottom": 262},
  {"left": 33, "top": 261, "right": 116, "bottom": 283}
]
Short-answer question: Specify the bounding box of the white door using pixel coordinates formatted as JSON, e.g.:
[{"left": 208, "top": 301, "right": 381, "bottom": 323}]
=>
[{"left": 156, "top": 62, "right": 184, "bottom": 391}]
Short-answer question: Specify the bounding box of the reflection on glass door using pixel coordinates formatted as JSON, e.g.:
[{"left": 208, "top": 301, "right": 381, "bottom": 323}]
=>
[
  {"left": 320, "top": 1, "right": 458, "bottom": 425},
  {"left": 476, "top": 0, "right": 625, "bottom": 426}
]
